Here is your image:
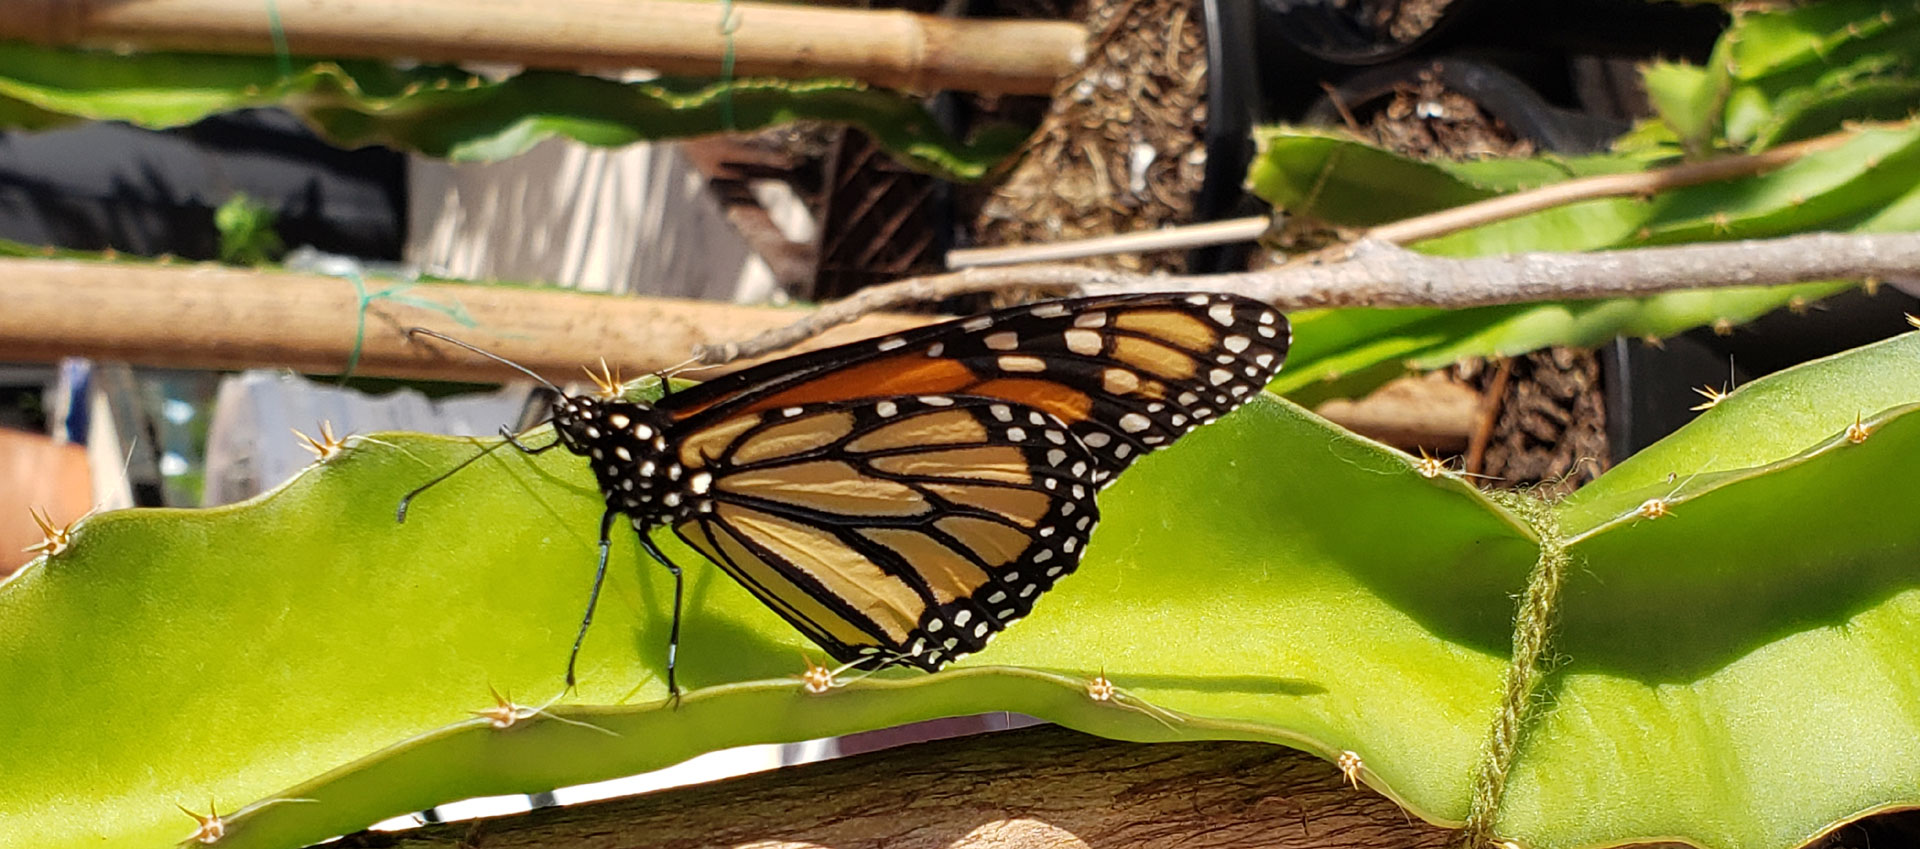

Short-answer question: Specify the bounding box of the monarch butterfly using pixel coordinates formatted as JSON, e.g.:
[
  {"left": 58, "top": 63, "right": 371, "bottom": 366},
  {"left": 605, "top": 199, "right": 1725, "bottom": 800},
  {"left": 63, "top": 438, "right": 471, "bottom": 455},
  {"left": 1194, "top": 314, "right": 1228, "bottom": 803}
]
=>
[{"left": 399, "top": 292, "right": 1289, "bottom": 695}]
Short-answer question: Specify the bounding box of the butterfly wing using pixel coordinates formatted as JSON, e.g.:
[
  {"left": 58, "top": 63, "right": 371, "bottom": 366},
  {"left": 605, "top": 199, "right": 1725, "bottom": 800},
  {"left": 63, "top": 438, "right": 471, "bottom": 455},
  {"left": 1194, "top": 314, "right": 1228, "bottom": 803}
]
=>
[
  {"left": 663, "top": 292, "right": 1289, "bottom": 484},
  {"left": 670, "top": 395, "right": 1101, "bottom": 669}
]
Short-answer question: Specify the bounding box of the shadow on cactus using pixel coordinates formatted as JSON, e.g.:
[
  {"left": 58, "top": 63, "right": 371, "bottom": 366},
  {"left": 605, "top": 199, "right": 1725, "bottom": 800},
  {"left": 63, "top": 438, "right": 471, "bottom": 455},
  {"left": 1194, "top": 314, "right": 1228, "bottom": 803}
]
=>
[{"left": 3, "top": 328, "right": 1918, "bottom": 849}]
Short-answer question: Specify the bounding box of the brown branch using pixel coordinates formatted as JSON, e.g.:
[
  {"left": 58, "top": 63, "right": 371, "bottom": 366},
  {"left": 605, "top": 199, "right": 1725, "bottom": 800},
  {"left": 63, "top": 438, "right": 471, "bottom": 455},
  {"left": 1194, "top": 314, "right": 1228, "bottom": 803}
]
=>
[
  {"left": 0, "top": 258, "right": 932, "bottom": 384},
  {"left": 1363, "top": 130, "right": 1852, "bottom": 246},
  {"left": 339, "top": 725, "right": 1454, "bottom": 849},
  {"left": 696, "top": 230, "right": 1920, "bottom": 364},
  {"left": 8, "top": 0, "right": 1086, "bottom": 96},
  {"left": 942, "top": 129, "right": 1854, "bottom": 270}
]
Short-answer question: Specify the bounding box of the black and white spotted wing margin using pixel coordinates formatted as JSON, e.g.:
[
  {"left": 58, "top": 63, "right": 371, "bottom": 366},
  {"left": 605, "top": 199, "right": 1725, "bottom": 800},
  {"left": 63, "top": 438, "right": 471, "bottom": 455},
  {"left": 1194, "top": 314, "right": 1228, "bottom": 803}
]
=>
[{"left": 672, "top": 395, "right": 1102, "bottom": 671}]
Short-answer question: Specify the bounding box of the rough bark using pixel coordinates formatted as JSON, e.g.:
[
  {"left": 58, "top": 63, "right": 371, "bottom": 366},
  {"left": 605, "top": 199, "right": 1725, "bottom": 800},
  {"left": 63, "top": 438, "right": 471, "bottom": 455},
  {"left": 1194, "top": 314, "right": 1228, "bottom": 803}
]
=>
[{"left": 340, "top": 725, "right": 1453, "bottom": 849}]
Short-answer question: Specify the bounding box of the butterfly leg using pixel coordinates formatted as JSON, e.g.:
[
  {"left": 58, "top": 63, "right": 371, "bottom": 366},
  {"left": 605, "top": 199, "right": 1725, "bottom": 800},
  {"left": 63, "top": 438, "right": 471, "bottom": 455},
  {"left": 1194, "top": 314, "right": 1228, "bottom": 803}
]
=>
[
  {"left": 565, "top": 506, "right": 620, "bottom": 691},
  {"left": 499, "top": 425, "right": 561, "bottom": 454},
  {"left": 636, "top": 533, "right": 685, "bottom": 703}
]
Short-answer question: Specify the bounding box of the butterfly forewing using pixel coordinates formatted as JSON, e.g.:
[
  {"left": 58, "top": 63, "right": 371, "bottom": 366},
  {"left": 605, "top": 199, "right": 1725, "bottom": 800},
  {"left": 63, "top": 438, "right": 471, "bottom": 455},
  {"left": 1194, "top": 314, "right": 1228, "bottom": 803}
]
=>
[
  {"left": 671, "top": 395, "right": 1101, "bottom": 669},
  {"left": 660, "top": 293, "right": 1290, "bottom": 482}
]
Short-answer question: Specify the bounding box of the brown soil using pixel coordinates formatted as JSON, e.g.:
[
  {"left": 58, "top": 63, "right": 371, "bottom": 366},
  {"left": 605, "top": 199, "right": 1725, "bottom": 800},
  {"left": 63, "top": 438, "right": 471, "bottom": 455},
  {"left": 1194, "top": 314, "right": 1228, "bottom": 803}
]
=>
[
  {"left": 969, "top": 0, "right": 1211, "bottom": 281},
  {"left": 1350, "top": 70, "right": 1606, "bottom": 493},
  {"left": 1457, "top": 350, "right": 1610, "bottom": 498}
]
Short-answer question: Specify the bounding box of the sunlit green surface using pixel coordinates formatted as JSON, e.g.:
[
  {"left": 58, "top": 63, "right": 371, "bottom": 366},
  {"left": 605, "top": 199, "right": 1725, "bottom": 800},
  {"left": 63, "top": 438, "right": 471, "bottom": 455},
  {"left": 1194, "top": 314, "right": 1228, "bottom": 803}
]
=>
[{"left": 3, "top": 333, "right": 1917, "bottom": 849}]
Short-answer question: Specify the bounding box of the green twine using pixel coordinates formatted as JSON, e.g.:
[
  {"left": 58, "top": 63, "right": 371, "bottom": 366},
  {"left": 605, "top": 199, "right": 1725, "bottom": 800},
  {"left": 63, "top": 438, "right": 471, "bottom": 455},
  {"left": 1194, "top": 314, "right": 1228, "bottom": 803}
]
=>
[
  {"left": 1461, "top": 492, "right": 1570, "bottom": 849},
  {"left": 263, "top": 0, "right": 292, "bottom": 82},
  {"left": 717, "top": 0, "right": 741, "bottom": 130},
  {"left": 340, "top": 273, "right": 476, "bottom": 383}
]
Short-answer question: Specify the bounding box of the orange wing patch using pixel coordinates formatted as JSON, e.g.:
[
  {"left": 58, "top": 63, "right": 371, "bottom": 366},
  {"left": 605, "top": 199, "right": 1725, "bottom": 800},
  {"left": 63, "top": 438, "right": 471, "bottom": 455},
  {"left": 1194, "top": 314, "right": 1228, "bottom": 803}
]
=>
[
  {"left": 868, "top": 446, "right": 1033, "bottom": 484},
  {"left": 731, "top": 411, "right": 857, "bottom": 465},
  {"left": 737, "top": 358, "right": 977, "bottom": 417},
  {"left": 967, "top": 378, "right": 1094, "bottom": 425},
  {"left": 923, "top": 482, "right": 1052, "bottom": 527},
  {"left": 718, "top": 460, "right": 930, "bottom": 516},
  {"left": 683, "top": 519, "right": 879, "bottom": 648},
  {"left": 934, "top": 515, "right": 1030, "bottom": 567},
  {"left": 846, "top": 409, "right": 988, "bottom": 452},
  {"left": 1115, "top": 310, "right": 1218, "bottom": 351},
  {"left": 679, "top": 413, "right": 760, "bottom": 467},
  {"left": 1109, "top": 336, "right": 1197, "bottom": 380},
  {"left": 714, "top": 504, "right": 923, "bottom": 642},
  {"left": 861, "top": 527, "right": 993, "bottom": 604}
]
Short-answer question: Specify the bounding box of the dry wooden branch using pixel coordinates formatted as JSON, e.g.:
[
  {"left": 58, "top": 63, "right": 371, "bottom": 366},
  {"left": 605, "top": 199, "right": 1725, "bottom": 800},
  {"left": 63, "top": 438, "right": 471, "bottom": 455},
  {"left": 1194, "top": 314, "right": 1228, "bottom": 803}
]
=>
[
  {"left": 696, "top": 230, "right": 1920, "bottom": 363},
  {"left": 0, "top": 258, "right": 933, "bottom": 384},
  {"left": 7, "top": 0, "right": 1086, "bottom": 96},
  {"left": 339, "top": 725, "right": 1453, "bottom": 849}
]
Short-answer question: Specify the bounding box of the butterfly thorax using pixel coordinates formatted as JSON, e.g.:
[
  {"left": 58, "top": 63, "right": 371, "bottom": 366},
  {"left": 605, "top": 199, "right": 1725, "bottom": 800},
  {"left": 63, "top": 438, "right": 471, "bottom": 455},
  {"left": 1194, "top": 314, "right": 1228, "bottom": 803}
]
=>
[{"left": 551, "top": 395, "right": 705, "bottom": 527}]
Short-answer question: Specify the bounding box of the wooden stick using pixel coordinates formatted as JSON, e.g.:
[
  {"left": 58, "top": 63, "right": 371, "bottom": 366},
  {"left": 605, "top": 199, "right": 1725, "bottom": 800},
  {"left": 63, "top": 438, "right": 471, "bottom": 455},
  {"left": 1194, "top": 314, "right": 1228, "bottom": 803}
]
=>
[
  {"left": 338, "top": 725, "right": 1453, "bottom": 849},
  {"left": 695, "top": 230, "right": 1920, "bottom": 363},
  {"left": 0, "top": 258, "right": 936, "bottom": 384},
  {"left": 943, "top": 129, "right": 1854, "bottom": 270},
  {"left": 7, "top": 0, "right": 1086, "bottom": 96},
  {"left": 948, "top": 218, "right": 1271, "bottom": 268}
]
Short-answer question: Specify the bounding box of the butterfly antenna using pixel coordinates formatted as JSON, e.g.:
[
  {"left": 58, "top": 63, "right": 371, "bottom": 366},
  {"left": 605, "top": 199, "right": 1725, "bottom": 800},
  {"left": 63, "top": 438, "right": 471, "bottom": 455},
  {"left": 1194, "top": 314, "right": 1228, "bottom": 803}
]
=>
[
  {"left": 396, "top": 429, "right": 543, "bottom": 522},
  {"left": 405, "top": 328, "right": 563, "bottom": 394}
]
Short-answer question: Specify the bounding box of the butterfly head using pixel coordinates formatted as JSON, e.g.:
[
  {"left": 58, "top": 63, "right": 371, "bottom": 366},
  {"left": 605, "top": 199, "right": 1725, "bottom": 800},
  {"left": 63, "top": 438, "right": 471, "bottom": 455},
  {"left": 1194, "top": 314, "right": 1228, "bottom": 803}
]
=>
[
  {"left": 549, "top": 394, "right": 657, "bottom": 454},
  {"left": 550, "top": 394, "right": 597, "bottom": 455}
]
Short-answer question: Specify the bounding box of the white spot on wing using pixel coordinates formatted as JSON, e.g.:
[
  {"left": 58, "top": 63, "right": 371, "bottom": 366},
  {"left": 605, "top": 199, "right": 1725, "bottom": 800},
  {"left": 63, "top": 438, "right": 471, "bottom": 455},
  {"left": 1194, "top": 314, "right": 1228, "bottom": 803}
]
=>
[
  {"left": 1209, "top": 303, "right": 1235, "bottom": 325},
  {"left": 985, "top": 331, "right": 1019, "bottom": 351},
  {"left": 1119, "top": 413, "right": 1150, "bottom": 433},
  {"left": 1064, "top": 329, "right": 1103, "bottom": 356},
  {"left": 877, "top": 337, "right": 907, "bottom": 351}
]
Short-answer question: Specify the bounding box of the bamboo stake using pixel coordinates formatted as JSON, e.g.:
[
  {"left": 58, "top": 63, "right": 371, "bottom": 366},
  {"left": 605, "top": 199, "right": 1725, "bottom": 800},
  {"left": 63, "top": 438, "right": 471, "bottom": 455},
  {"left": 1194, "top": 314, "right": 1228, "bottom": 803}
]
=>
[
  {"left": 0, "top": 258, "right": 938, "bottom": 384},
  {"left": 7, "top": 0, "right": 1086, "bottom": 96}
]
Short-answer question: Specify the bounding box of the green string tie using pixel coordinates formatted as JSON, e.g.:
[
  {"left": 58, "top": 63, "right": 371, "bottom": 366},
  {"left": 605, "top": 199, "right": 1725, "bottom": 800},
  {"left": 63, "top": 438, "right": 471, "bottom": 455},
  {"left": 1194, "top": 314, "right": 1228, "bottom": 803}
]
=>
[{"left": 341, "top": 273, "right": 477, "bottom": 383}]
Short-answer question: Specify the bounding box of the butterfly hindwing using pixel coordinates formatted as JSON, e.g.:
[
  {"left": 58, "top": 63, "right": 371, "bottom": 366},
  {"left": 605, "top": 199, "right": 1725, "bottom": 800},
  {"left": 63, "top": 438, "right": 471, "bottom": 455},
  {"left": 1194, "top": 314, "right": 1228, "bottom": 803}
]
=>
[{"left": 671, "top": 394, "right": 1102, "bottom": 669}]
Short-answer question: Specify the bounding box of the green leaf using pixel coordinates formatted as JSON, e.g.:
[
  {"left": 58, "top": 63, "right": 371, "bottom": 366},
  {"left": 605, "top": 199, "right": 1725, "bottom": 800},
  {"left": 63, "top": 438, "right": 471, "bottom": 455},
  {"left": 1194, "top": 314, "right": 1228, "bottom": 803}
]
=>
[
  {"left": 5, "top": 332, "right": 1919, "bottom": 849},
  {"left": 0, "top": 43, "right": 1015, "bottom": 181},
  {"left": 1641, "top": 59, "right": 1720, "bottom": 153},
  {"left": 214, "top": 193, "right": 285, "bottom": 265},
  {"left": 1246, "top": 124, "right": 1920, "bottom": 398}
]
